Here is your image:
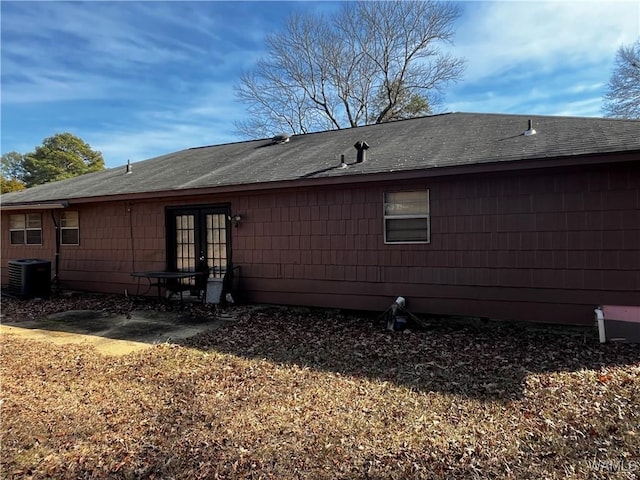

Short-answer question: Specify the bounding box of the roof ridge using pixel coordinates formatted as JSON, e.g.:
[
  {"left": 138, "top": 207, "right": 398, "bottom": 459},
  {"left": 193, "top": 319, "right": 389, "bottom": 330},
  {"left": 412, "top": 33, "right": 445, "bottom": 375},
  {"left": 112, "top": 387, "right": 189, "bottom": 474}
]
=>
[{"left": 185, "top": 112, "right": 640, "bottom": 153}]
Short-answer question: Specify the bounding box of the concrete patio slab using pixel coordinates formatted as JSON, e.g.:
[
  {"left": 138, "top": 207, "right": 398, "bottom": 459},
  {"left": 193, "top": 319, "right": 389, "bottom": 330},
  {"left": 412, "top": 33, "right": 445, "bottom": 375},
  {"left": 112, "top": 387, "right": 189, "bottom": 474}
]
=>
[{"left": 0, "top": 309, "right": 232, "bottom": 356}]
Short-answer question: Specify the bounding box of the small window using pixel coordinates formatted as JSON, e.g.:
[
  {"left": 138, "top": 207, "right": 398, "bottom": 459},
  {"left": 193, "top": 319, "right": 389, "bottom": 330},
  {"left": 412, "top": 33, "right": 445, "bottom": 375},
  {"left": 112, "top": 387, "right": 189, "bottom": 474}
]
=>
[
  {"left": 384, "top": 190, "right": 430, "bottom": 243},
  {"left": 60, "top": 211, "right": 79, "bottom": 245},
  {"left": 9, "top": 213, "right": 42, "bottom": 245}
]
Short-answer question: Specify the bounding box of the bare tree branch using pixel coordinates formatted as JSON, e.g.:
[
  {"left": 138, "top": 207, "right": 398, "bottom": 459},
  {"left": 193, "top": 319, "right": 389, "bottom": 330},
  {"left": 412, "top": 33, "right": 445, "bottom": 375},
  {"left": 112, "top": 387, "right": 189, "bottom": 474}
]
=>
[
  {"left": 234, "top": 0, "right": 465, "bottom": 139},
  {"left": 603, "top": 40, "right": 640, "bottom": 119}
]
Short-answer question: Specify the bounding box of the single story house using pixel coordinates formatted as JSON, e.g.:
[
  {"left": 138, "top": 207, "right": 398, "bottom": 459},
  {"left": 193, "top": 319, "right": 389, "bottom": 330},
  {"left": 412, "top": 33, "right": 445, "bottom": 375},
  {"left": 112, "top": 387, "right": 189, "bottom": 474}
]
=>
[{"left": 1, "top": 112, "right": 639, "bottom": 325}]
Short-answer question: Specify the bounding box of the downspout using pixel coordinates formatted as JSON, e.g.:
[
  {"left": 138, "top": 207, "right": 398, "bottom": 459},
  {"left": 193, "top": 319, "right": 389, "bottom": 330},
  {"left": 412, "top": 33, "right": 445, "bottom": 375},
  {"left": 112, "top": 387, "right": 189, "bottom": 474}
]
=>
[
  {"left": 594, "top": 307, "right": 606, "bottom": 343},
  {"left": 50, "top": 210, "right": 60, "bottom": 289}
]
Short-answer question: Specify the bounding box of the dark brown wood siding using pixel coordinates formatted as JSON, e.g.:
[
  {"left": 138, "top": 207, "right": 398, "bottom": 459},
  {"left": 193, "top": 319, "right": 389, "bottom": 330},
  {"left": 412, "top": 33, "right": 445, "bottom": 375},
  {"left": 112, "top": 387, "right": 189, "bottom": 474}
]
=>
[
  {"left": 230, "top": 162, "right": 639, "bottom": 325},
  {"left": 2, "top": 161, "right": 638, "bottom": 325}
]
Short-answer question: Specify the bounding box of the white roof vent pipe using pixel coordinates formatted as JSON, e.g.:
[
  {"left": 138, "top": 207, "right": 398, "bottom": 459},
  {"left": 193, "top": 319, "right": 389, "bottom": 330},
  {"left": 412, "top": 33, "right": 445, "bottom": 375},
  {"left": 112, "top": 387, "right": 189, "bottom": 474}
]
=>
[{"left": 524, "top": 119, "right": 537, "bottom": 136}]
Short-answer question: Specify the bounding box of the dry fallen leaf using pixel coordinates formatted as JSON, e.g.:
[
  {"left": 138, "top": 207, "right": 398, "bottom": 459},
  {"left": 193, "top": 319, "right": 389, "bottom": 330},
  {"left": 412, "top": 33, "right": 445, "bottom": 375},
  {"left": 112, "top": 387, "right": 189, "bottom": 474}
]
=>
[{"left": 1, "top": 294, "right": 639, "bottom": 480}]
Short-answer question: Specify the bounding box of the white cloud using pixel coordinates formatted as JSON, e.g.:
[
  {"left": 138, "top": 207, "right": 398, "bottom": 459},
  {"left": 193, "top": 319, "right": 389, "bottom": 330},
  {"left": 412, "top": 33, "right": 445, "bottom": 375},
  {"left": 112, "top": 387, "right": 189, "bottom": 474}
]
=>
[
  {"left": 88, "top": 82, "right": 245, "bottom": 167},
  {"left": 454, "top": 1, "right": 640, "bottom": 82},
  {"left": 3, "top": 1, "right": 637, "bottom": 165},
  {"left": 91, "top": 125, "right": 211, "bottom": 167},
  {"left": 549, "top": 96, "right": 606, "bottom": 117},
  {"left": 0, "top": 1, "right": 270, "bottom": 164},
  {"left": 443, "top": 0, "right": 639, "bottom": 116},
  {"left": 0, "top": 1, "right": 265, "bottom": 104}
]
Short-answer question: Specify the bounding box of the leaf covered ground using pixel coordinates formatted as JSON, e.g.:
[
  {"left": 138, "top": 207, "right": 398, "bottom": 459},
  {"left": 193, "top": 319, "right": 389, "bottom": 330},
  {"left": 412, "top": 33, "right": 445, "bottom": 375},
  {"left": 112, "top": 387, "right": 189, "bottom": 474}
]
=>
[{"left": 1, "top": 295, "right": 639, "bottom": 479}]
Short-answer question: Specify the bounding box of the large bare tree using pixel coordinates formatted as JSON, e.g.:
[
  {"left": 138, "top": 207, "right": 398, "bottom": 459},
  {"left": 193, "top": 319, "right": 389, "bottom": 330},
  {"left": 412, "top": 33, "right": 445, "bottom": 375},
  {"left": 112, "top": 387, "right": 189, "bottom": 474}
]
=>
[
  {"left": 603, "top": 40, "right": 640, "bottom": 119},
  {"left": 235, "top": 1, "right": 465, "bottom": 138}
]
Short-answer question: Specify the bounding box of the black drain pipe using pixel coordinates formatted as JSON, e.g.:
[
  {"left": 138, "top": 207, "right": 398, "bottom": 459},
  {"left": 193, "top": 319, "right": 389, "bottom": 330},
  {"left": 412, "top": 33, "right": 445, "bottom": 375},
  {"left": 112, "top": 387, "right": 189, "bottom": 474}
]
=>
[{"left": 51, "top": 210, "right": 60, "bottom": 289}]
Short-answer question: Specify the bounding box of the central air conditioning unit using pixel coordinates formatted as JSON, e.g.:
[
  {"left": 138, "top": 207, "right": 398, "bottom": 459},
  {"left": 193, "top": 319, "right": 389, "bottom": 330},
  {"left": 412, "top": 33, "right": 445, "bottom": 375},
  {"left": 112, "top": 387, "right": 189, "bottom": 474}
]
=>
[{"left": 7, "top": 259, "right": 52, "bottom": 298}]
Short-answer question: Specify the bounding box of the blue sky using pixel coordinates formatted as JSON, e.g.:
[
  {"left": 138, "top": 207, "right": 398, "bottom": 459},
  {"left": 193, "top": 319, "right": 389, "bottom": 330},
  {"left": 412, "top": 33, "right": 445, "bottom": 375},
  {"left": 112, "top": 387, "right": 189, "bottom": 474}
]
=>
[{"left": 1, "top": 1, "right": 638, "bottom": 168}]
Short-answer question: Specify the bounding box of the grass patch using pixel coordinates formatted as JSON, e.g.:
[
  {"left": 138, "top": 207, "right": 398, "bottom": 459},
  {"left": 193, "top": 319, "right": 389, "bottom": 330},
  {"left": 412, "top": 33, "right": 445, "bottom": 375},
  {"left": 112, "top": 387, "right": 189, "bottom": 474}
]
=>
[{"left": 1, "top": 306, "right": 638, "bottom": 479}]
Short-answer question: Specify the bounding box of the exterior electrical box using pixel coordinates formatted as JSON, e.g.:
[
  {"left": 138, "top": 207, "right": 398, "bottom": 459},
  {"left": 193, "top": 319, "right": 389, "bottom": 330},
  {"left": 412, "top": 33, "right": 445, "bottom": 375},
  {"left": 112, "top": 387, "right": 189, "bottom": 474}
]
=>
[{"left": 7, "top": 259, "right": 51, "bottom": 298}]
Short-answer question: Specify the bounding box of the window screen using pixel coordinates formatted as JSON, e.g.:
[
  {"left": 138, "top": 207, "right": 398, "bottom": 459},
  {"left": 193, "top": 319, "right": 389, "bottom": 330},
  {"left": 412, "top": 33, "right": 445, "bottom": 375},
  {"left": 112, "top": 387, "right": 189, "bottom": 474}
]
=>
[{"left": 383, "top": 190, "right": 430, "bottom": 243}]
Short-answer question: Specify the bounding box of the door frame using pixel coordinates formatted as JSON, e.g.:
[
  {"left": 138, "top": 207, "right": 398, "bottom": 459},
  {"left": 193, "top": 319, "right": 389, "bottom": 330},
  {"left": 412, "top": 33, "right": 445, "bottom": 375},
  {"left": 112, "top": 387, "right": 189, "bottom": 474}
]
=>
[{"left": 164, "top": 203, "right": 232, "bottom": 277}]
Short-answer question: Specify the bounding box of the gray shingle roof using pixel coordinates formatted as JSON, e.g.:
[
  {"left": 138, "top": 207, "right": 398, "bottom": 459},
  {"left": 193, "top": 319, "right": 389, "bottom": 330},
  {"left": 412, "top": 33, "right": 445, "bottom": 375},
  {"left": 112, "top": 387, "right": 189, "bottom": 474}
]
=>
[{"left": 3, "top": 112, "right": 639, "bottom": 205}]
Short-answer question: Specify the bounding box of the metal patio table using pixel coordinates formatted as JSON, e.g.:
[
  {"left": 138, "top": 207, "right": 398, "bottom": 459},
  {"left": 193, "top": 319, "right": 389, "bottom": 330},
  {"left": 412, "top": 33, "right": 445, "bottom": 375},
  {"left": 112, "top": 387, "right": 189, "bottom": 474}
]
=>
[{"left": 131, "top": 271, "right": 205, "bottom": 306}]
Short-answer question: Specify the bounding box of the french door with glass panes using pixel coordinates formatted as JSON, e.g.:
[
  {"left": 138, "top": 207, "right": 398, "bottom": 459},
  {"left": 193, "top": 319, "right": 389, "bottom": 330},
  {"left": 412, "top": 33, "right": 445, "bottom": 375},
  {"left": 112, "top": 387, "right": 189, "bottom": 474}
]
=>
[{"left": 165, "top": 205, "right": 231, "bottom": 286}]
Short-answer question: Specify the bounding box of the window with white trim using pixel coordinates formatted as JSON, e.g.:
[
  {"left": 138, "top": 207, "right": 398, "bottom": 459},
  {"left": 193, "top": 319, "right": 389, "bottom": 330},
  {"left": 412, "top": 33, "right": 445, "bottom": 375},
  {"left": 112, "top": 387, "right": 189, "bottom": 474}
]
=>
[
  {"left": 9, "top": 213, "right": 42, "bottom": 245},
  {"left": 60, "top": 211, "right": 79, "bottom": 245},
  {"left": 383, "top": 190, "right": 430, "bottom": 243}
]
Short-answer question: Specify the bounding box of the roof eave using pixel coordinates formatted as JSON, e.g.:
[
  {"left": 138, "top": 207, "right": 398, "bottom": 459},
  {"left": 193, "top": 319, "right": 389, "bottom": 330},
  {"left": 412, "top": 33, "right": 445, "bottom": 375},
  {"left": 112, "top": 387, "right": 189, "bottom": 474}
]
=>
[
  {"left": 3, "top": 149, "right": 638, "bottom": 206},
  {"left": 0, "top": 201, "right": 69, "bottom": 211}
]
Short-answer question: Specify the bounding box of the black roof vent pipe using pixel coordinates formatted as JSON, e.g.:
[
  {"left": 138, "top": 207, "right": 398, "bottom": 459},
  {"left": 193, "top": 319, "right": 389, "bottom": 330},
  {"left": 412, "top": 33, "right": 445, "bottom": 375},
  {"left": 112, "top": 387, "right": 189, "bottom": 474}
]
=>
[{"left": 354, "top": 140, "right": 370, "bottom": 163}]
